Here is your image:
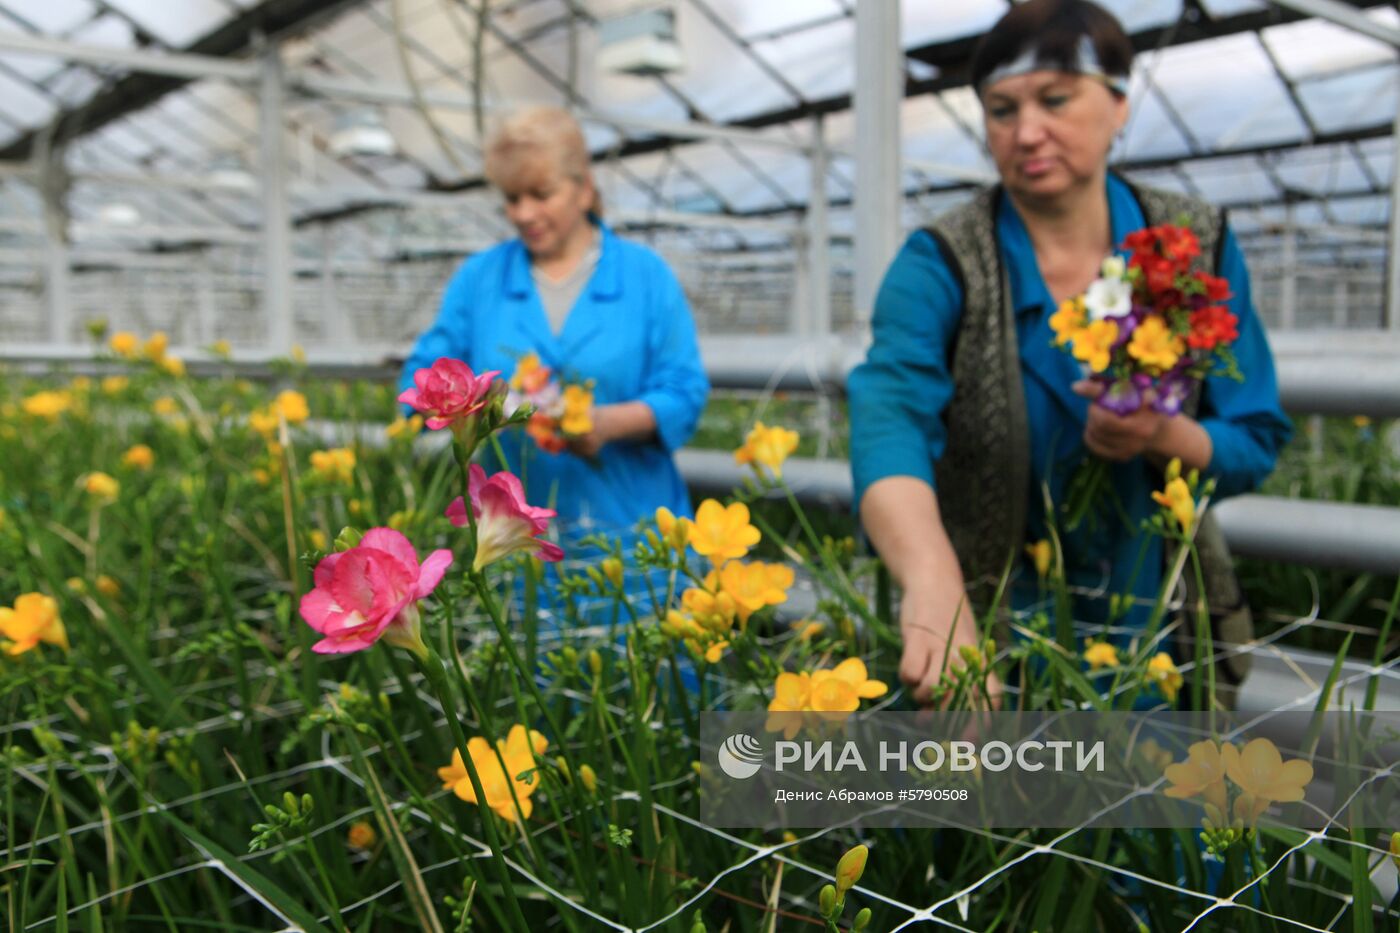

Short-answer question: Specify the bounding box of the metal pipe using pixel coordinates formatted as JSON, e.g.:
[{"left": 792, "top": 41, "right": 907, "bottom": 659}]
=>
[
  {"left": 259, "top": 39, "right": 295, "bottom": 358},
  {"left": 1266, "top": 0, "right": 1400, "bottom": 46},
  {"left": 852, "top": 0, "right": 902, "bottom": 327},
  {"left": 0, "top": 29, "right": 259, "bottom": 81}
]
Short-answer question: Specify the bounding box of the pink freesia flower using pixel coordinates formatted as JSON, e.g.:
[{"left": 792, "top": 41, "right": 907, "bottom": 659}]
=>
[
  {"left": 445, "top": 465, "right": 566, "bottom": 572},
  {"left": 398, "top": 358, "right": 501, "bottom": 431},
  {"left": 299, "top": 528, "right": 453, "bottom": 655}
]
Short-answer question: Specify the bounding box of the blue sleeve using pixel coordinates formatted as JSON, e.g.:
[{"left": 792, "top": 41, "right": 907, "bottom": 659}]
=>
[
  {"left": 398, "top": 258, "right": 477, "bottom": 412},
  {"left": 846, "top": 230, "right": 964, "bottom": 508},
  {"left": 1198, "top": 226, "right": 1293, "bottom": 499},
  {"left": 637, "top": 262, "right": 710, "bottom": 452}
]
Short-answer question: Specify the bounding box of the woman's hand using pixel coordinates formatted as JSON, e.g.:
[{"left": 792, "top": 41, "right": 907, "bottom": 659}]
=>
[
  {"left": 898, "top": 583, "right": 1003, "bottom": 710},
  {"left": 564, "top": 401, "right": 659, "bottom": 459},
  {"left": 1072, "top": 380, "right": 1167, "bottom": 462},
  {"left": 565, "top": 406, "right": 607, "bottom": 458}
]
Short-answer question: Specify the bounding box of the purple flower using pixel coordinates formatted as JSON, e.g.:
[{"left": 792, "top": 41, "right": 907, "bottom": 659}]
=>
[
  {"left": 1152, "top": 371, "right": 1195, "bottom": 416},
  {"left": 1097, "top": 378, "right": 1144, "bottom": 416}
]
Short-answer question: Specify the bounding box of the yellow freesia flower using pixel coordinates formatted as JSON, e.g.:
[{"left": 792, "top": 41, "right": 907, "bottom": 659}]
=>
[
  {"left": 143, "top": 332, "right": 169, "bottom": 361},
  {"left": 1048, "top": 296, "right": 1087, "bottom": 347},
  {"left": 1025, "top": 539, "right": 1052, "bottom": 578},
  {"left": 734, "top": 421, "right": 800, "bottom": 479},
  {"left": 1083, "top": 641, "right": 1120, "bottom": 670},
  {"left": 309, "top": 448, "right": 356, "bottom": 485},
  {"left": 1163, "top": 740, "right": 1229, "bottom": 817},
  {"left": 95, "top": 575, "right": 120, "bottom": 599},
  {"left": 386, "top": 415, "right": 423, "bottom": 441},
  {"left": 83, "top": 472, "right": 120, "bottom": 505},
  {"left": 1221, "top": 738, "right": 1313, "bottom": 807},
  {"left": 152, "top": 396, "right": 180, "bottom": 417},
  {"left": 1152, "top": 476, "right": 1196, "bottom": 534},
  {"left": 22, "top": 390, "right": 73, "bottom": 421},
  {"left": 689, "top": 500, "right": 761, "bottom": 562},
  {"left": 1070, "top": 319, "right": 1119, "bottom": 373},
  {"left": 0, "top": 593, "right": 68, "bottom": 655},
  {"left": 1126, "top": 316, "right": 1184, "bottom": 372},
  {"left": 654, "top": 506, "right": 692, "bottom": 551},
  {"left": 158, "top": 355, "right": 186, "bottom": 378},
  {"left": 109, "top": 332, "right": 139, "bottom": 357},
  {"left": 437, "top": 724, "right": 549, "bottom": 822},
  {"left": 713, "top": 560, "right": 794, "bottom": 626},
  {"left": 101, "top": 376, "right": 129, "bottom": 396},
  {"left": 765, "top": 658, "right": 887, "bottom": 738},
  {"left": 1145, "top": 652, "right": 1183, "bottom": 703},
  {"left": 70, "top": 377, "right": 92, "bottom": 393},
  {"left": 209, "top": 339, "right": 232, "bottom": 360},
  {"left": 122, "top": 444, "right": 155, "bottom": 471},
  {"left": 273, "top": 390, "right": 310, "bottom": 424},
  {"left": 347, "top": 821, "right": 376, "bottom": 850},
  {"left": 559, "top": 384, "right": 593, "bottom": 436}
]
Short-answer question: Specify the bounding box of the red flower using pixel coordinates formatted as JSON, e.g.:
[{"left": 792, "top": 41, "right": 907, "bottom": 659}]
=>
[
  {"left": 398, "top": 358, "right": 500, "bottom": 431},
  {"left": 1188, "top": 305, "right": 1238, "bottom": 350},
  {"left": 1197, "top": 273, "right": 1231, "bottom": 303}
]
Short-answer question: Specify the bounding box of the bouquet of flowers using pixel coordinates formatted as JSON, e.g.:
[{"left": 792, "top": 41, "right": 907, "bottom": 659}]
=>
[
  {"left": 505, "top": 352, "right": 594, "bottom": 454},
  {"left": 1049, "top": 223, "right": 1242, "bottom": 529}
]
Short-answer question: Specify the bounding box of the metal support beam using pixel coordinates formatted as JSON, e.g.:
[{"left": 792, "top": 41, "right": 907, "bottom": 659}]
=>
[
  {"left": 1280, "top": 207, "right": 1298, "bottom": 330},
  {"left": 0, "top": 30, "right": 258, "bottom": 81},
  {"left": 40, "top": 156, "right": 70, "bottom": 344},
  {"left": 1267, "top": 0, "right": 1400, "bottom": 46},
  {"left": 853, "top": 0, "right": 901, "bottom": 327},
  {"left": 1387, "top": 106, "right": 1400, "bottom": 330},
  {"left": 259, "top": 40, "right": 294, "bottom": 358},
  {"left": 804, "top": 115, "right": 831, "bottom": 338}
]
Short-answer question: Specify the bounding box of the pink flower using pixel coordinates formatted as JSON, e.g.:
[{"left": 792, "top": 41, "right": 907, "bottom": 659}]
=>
[
  {"left": 299, "top": 528, "right": 453, "bottom": 655},
  {"left": 398, "top": 358, "right": 501, "bottom": 431},
  {"left": 445, "top": 465, "right": 565, "bottom": 572}
]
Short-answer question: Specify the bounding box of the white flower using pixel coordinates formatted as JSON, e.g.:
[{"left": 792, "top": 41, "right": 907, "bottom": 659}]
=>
[
  {"left": 1084, "top": 276, "right": 1133, "bottom": 321},
  {"left": 1101, "top": 255, "right": 1127, "bottom": 280}
]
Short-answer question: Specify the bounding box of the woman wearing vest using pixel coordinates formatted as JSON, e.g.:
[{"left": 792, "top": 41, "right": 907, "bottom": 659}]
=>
[
  {"left": 847, "top": 0, "right": 1290, "bottom": 708},
  {"left": 400, "top": 106, "right": 710, "bottom": 534}
]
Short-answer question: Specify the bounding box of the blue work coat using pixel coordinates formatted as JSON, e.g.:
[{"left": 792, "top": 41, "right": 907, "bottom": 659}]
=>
[{"left": 400, "top": 220, "right": 710, "bottom": 534}]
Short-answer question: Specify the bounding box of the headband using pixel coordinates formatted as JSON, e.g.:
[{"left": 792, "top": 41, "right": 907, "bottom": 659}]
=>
[{"left": 979, "top": 36, "right": 1129, "bottom": 96}]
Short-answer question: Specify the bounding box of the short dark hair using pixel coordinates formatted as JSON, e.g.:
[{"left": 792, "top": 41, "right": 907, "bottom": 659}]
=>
[{"left": 971, "top": 0, "right": 1133, "bottom": 95}]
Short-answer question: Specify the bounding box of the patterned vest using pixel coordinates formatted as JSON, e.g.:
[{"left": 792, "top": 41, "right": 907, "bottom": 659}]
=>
[{"left": 923, "top": 179, "right": 1252, "bottom": 695}]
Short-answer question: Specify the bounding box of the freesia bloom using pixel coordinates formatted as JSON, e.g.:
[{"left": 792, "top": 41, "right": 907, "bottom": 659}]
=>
[
  {"left": 1222, "top": 738, "right": 1313, "bottom": 807},
  {"left": 1187, "top": 304, "right": 1238, "bottom": 351},
  {"left": 1163, "top": 740, "right": 1229, "bottom": 816},
  {"left": 209, "top": 339, "right": 232, "bottom": 359},
  {"left": 347, "top": 821, "right": 377, "bottom": 850},
  {"left": 101, "top": 376, "right": 129, "bottom": 396},
  {"left": 1025, "top": 539, "right": 1052, "bottom": 578},
  {"left": 22, "top": 390, "right": 72, "bottom": 421},
  {"left": 655, "top": 507, "right": 692, "bottom": 551},
  {"left": 1153, "top": 476, "right": 1196, "bottom": 534},
  {"left": 0, "top": 593, "right": 68, "bottom": 655},
  {"left": 445, "top": 464, "right": 565, "bottom": 571},
  {"left": 559, "top": 384, "right": 593, "bottom": 436},
  {"left": 1084, "top": 276, "right": 1133, "bottom": 321},
  {"left": 765, "top": 659, "right": 887, "bottom": 738},
  {"left": 143, "top": 332, "right": 169, "bottom": 360},
  {"left": 309, "top": 448, "right": 357, "bottom": 485},
  {"left": 1126, "top": 316, "right": 1184, "bottom": 372},
  {"left": 1083, "top": 641, "right": 1120, "bottom": 670},
  {"left": 689, "top": 500, "right": 761, "bottom": 562},
  {"left": 437, "top": 724, "right": 549, "bottom": 822},
  {"left": 109, "top": 332, "right": 139, "bottom": 357},
  {"left": 1049, "top": 297, "right": 1086, "bottom": 347},
  {"left": 298, "top": 527, "right": 452, "bottom": 655},
  {"left": 273, "top": 390, "right": 310, "bottom": 424},
  {"left": 83, "top": 472, "right": 120, "bottom": 505},
  {"left": 158, "top": 356, "right": 186, "bottom": 378},
  {"left": 713, "top": 560, "right": 794, "bottom": 626},
  {"left": 153, "top": 397, "right": 180, "bottom": 417},
  {"left": 509, "top": 353, "right": 551, "bottom": 394},
  {"left": 1145, "top": 652, "right": 1183, "bottom": 703},
  {"left": 122, "top": 444, "right": 155, "bottom": 471},
  {"left": 398, "top": 358, "right": 500, "bottom": 431},
  {"left": 734, "top": 421, "right": 800, "bottom": 479},
  {"left": 1071, "top": 320, "right": 1119, "bottom": 373},
  {"left": 385, "top": 415, "right": 423, "bottom": 441}
]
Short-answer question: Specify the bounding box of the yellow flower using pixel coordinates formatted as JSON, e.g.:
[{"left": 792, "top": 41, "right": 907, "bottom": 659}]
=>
[
  {"left": 385, "top": 415, "right": 423, "bottom": 441},
  {"left": 766, "top": 659, "right": 887, "bottom": 738},
  {"left": 122, "top": 444, "right": 155, "bottom": 471},
  {"left": 1126, "top": 316, "right": 1184, "bottom": 372},
  {"left": 249, "top": 408, "right": 278, "bottom": 438},
  {"left": 1083, "top": 641, "right": 1120, "bottom": 671},
  {"left": 0, "top": 593, "right": 68, "bottom": 655},
  {"left": 70, "top": 377, "right": 92, "bottom": 393},
  {"left": 22, "top": 390, "right": 72, "bottom": 421},
  {"left": 152, "top": 397, "right": 180, "bottom": 418},
  {"left": 109, "top": 332, "right": 139, "bottom": 357},
  {"left": 1152, "top": 476, "right": 1196, "bottom": 534},
  {"left": 308, "top": 530, "right": 328, "bottom": 552},
  {"left": 209, "top": 339, "right": 232, "bottom": 360},
  {"left": 347, "top": 821, "right": 376, "bottom": 850},
  {"left": 1145, "top": 652, "right": 1183, "bottom": 703},
  {"left": 1163, "top": 740, "right": 1229, "bottom": 817},
  {"left": 83, "top": 472, "right": 120, "bottom": 505},
  {"left": 143, "top": 332, "right": 169, "bottom": 361},
  {"left": 713, "top": 560, "right": 794, "bottom": 625},
  {"left": 291, "top": 344, "right": 307, "bottom": 364},
  {"left": 158, "top": 355, "right": 186, "bottom": 378},
  {"left": 273, "top": 390, "right": 310, "bottom": 425},
  {"left": 654, "top": 506, "right": 692, "bottom": 551},
  {"left": 1049, "top": 296, "right": 1086, "bottom": 347},
  {"left": 1136, "top": 738, "right": 1175, "bottom": 772},
  {"left": 252, "top": 468, "right": 272, "bottom": 487},
  {"left": 95, "top": 575, "right": 120, "bottom": 599},
  {"left": 689, "top": 500, "right": 761, "bottom": 562},
  {"left": 309, "top": 448, "right": 356, "bottom": 485},
  {"left": 1070, "top": 319, "right": 1119, "bottom": 373},
  {"left": 1221, "top": 738, "right": 1313, "bottom": 807},
  {"left": 437, "top": 724, "right": 549, "bottom": 822},
  {"left": 600, "top": 557, "right": 623, "bottom": 588},
  {"left": 559, "top": 384, "right": 593, "bottom": 436},
  {"left": 101, "top": 376, "right": 129, "bottom": 396},
  {"left": 66, "top": 577, "right": 86, "bottom": 594},
  {"left": 734, "top": 421, "right": 800, "bottom": 479},
  {"left": 1025, "top": 539, "right": 1052, "bottom": 578},
  {"left": 796, "top": 620, "right": 825, "bottom": 642},
  {"left": 509, "top": 352, "right": 547, "bottom": 392},
  {"left": 835, "top": 844, "right": 869, "bottom": 896},
  {"left": 578, "top": 763, "right": 598, "bottom": 794}
]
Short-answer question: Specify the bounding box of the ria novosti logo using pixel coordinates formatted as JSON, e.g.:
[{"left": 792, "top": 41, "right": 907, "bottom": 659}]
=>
[{"left": 716, "top": 733, "right": 764, "bottom": 779}]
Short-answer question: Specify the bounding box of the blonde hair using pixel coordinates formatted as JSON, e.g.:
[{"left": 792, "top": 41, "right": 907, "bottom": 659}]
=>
[{"left": 484, "top": 106, "right": 601, "bottom": 215}]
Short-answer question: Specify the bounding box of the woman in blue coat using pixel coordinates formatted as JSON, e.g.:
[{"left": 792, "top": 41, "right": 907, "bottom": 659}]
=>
[
  {"left": 400, "top": 106, "right": 710, "bottom": 537},
  {"left": 847, "top": 0, "right": 1290, "bottom": 707}
]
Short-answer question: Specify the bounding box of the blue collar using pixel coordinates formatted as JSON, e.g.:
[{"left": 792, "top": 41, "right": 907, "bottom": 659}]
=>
[
  {"left": 502, "top": 216, "right": 622, "bottom": 301},
  {"left": 997, "top": 174, "right": 1145, "bottom": 317}
]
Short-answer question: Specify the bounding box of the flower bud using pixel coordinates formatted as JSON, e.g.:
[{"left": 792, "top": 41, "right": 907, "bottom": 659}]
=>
[
  {"left": 601, "top": 557, "right": 623, "bottom": 588},
  {"left": 335, "top": 527, "right": 364, "bottom": 552},
  {"left": 579, "top": 763, "right": 598, "bottom": 794},
  {"left": 588, "top": 649, "right": 603, "bottom": 677},
  {"left": 818, "top": 884, "right": 837, "bottom": 915},
  {"left": 835, "top": 844, "right": 868, "bottom": 895},
  {"left": 853, "top": 907, "right": 872, "bottom": 931}
]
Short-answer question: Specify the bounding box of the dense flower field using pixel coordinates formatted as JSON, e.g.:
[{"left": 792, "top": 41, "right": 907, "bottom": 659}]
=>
[{"left": 1, "top": 336, "right": 1397, "bottom": 932}]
